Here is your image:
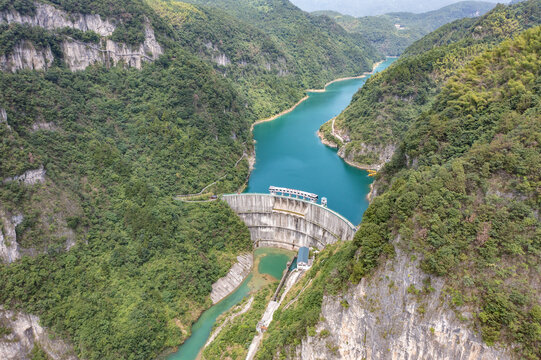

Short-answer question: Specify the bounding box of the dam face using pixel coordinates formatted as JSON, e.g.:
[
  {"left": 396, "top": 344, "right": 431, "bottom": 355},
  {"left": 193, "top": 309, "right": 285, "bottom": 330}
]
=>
[{"left": 222, "top": 194, "right": 356, "bottom": 250}]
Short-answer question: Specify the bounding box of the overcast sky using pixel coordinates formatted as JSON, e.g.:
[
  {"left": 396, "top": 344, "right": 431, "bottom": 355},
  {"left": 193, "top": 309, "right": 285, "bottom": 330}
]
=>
[{"left": 289, "top": 0, "right": 511, "bottom": 17}]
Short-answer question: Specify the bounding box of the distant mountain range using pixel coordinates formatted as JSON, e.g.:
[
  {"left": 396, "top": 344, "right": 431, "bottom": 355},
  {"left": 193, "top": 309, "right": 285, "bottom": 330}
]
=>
[
  {"left": 291, "top": 0, "right": 510, "bottom": 16},
  {"left": 313, "top": 1, "right": 497, "bottom": 55}
]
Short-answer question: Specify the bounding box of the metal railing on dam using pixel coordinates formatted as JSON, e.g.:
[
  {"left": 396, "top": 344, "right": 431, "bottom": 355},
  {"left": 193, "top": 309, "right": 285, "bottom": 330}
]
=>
[{"left": 222, "top": 194, "right": 356, "bottom": 250}]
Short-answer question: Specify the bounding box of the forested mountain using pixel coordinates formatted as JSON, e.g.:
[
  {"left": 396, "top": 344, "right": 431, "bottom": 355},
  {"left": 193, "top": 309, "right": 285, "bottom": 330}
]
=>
[
  {"left": 0, "top": 0, "right": 378, "bottom": 359},
  {"left": 180, "top": 0, "right": 380, "bottom": 92},
  {"left": 314, "top": 1, "right": 496, "bottom": 55},
  {"left": 258, "top": 2, "right": 541, "bottom": 359},
  {"left": 0, "top": 1, "right": 255, "bottom": 359},
  {"left": 320, "top": 0, "right": 541, "bottom": 170}
]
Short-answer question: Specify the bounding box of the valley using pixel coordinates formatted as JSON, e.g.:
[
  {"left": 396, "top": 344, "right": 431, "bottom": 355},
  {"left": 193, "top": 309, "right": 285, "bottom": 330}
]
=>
[{"left": 0, "top": 0, "right": 539, "bottom": 360}]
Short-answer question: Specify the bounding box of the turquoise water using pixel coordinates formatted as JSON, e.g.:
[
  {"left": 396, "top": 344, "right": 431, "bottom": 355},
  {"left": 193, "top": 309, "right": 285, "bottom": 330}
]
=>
[
  {"left": 246, "top": 58, "right": 397, "bottom": 224},
  {"left": 167, "top": 275, "right": 252, "bottom": 360},
  {"left": 168, "top": 58, "right": 396, "bottom": 359},
  {"left": 257, "top": 249, "right": 291, "bottom": 280},
  {"left": 168, "top": 249, "right": 292, "bottom": 360}
]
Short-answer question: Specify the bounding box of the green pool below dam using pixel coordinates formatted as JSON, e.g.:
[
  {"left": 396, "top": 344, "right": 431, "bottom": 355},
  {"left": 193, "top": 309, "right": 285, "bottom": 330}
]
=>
[{"left": 168, "top": 57, "right": 397, "bottom": 359}]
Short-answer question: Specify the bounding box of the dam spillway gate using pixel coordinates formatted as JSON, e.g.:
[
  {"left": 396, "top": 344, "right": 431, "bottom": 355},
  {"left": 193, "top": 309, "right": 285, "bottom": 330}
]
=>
[{"left": 222, "top": 193, "right": 356, "bottom": 250}]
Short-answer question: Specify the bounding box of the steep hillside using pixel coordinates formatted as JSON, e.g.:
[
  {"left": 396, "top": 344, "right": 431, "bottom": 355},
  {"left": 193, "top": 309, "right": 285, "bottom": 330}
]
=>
[
  {"left": 320, "top": 0, "right": 541, "bottom": 170},
  {"left": 144, "top": 0, "right": 303, "bottom": 119},
  {"left": 181, "top": 0, "right": 381, "bottom": 90},
  {"left": 315, "top": 1, "right": 496, "bottom": 55},
  {"left": 0, "top": 1, "right": 258, "bottom": 359},
  {"left": 258, "top": 24, "right": 540, "bottom": 360},
  {"left": 0, "top": 0, "right": 170, "bottom": 71}
]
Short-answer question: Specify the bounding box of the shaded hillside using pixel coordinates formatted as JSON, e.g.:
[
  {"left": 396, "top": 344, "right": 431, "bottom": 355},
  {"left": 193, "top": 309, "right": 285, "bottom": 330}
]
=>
[
  {"left": 144, "top": 0, "right": 303, "bottom": 119},
  {"left": 321, "top": 0, "right": 540, "bottom": 170},
  {"left": 314, "top": 1, "right": 496, "bottom": 55},
  {"left": 181, "top": 0, "right": 381, "bottom": 90},
  {"left": 258, "top": 23, "right": 541, "bottom": 360}
]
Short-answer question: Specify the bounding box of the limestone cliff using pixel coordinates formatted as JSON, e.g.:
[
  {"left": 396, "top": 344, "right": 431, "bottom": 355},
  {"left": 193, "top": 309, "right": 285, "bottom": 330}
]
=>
[
  {"left": 0, "top": 2, "right": 115, "bottom": 36},
  {"left": 294, "top": 241, "right": 511, "bottom": 360},
  {"left": 0, "top": 307, "right": 77, "bottom": 360},
  {"left": 0, "top": 210, "right": 22, "bottom": 264},
  {"left": 0, "top": 40, "right": 54, "bottom": 72},
  {"left": 0, "top": 2, "right": 163, "bottom": 72}
]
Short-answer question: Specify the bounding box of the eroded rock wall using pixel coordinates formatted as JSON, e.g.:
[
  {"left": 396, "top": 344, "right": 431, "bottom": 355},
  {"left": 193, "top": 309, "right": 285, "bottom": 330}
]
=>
[
  {"left": 0, "top": 2, "right": 163, "bottom": 72},
  {"left": 295, "top": 242, "right": 511, "bottom": 360},
  {"left": 0, "top": 307, "right": 77, "bottom": 360},
  {"left": 0, "top": 40, "right": 54, "bottom": 72}
]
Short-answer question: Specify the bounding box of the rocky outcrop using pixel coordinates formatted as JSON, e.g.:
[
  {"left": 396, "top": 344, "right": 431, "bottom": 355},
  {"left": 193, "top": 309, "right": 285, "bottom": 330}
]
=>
[
  {"left": 4, "top": 166, "right": 46, "bottom": 185},
  {"left": 0, "top": 2, "right": 163, "bottom": 72},
  {"left": 0, "top": 108, "right": 9, "bottom": 129},
  {"left": 31, "top": 121, "right": 58, "bottom": 132},
  {"left": 0, "top": 40, "right": 54, "bottom": 72},
  {"left": 0, "top": 210, "right": 22, "bottom": 264},
  {"left": 337, "top": 142, "right": 397, "bottom": 171},
  {"left": 0, "top": 2, "right": 115, "bottom": 36},
  {"left": 0, "top": 307, "right": 77, "bottom": 360},
  {"left": 211, "top": 253, "right": 253, "bottom": 304},
  {"left": 295, "top": 241, "right": 511, "bottom": 360},
  {"left": 60, "top": 23, "right": 162, "bottom": 71}
]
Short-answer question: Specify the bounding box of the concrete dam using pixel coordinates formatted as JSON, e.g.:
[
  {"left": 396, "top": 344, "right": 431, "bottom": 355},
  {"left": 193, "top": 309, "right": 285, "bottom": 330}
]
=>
[{"left": 222, "top": 193, "right": 356, "bottom": 250}]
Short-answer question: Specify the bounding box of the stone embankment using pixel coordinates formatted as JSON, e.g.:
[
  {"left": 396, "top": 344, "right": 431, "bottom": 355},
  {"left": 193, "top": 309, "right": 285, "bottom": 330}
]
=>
[
  {"left": 210, "top": 253, "right": 253, "bottom": 304},
  {"left": 222, "top": 194, "right": 356, "bottom": 251}
]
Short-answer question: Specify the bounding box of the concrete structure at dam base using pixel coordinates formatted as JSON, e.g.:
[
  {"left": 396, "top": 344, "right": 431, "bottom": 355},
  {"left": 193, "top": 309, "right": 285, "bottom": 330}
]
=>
[{"left": 222, "top": 193, "right": 356, "bottom": 251}]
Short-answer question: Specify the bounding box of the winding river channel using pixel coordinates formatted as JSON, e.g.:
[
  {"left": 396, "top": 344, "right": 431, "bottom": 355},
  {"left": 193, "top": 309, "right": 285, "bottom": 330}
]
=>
[{"left": 168, "top": 57, "right": 397, "bottom": 359}]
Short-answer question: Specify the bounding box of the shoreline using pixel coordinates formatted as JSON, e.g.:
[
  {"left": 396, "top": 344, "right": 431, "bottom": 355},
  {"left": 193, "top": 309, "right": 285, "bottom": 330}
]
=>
[
  {"left": 250, "top": 58, "right": 386, "bottom": 131},
  {"left": 305, "top": 59, "right": 385, "bottom": 93}
]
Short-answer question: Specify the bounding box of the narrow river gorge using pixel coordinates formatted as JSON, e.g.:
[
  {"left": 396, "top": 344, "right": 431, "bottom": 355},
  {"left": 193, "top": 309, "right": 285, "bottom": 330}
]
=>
[{"left": 168, "top": 57, "right": 397, "bottom": 359}]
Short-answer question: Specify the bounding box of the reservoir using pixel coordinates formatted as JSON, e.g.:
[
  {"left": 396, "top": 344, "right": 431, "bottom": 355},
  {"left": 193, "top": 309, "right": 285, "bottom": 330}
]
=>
[
  {"left": 246, "top": 57, "right": 397, "bottom": 224},
  {"left": 168, "top": 57, "right": 396, "bottom": 359}
]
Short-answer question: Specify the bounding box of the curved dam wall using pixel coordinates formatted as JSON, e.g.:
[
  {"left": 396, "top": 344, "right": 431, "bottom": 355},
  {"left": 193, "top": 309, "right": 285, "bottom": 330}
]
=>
[{"left": 222, "top": 194, "right": 356, "bottom": 250}]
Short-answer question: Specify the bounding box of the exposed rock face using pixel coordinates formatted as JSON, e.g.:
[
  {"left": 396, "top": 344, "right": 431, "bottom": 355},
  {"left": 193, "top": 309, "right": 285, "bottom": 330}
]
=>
[
  {"left": 337, "top": 142, "right": 397, "bottom": 171},
  {"left": 0, "top": 40, "right": 54, "bottom": 72},
  {"left": 0, "top": 108, "right": 8, "bottom": 127},
  {"left": 0, "top": 2, "right": 115, "bottom": 36},
  {"left": 31, "top": 121, "right": 58, "bottom": 132},
  {"left": 213, "top": 53, "right": 231, "bottom": 67},
  {"left": 4, "top": 166, "right": 46, "bottom": 185},
  {"left": 295, "top": 242, "right": 511, "bottom": 360},
  {"left": 211, "top": 253, "right": 253, "bottom": 304},
  {"left": 0, "top": 2, "right": 163, "bottom": 72},
  {"left": 0, "top": 211, "right": 22, "bottom": 263},
  {"left": 0, "top": 307, "right": 77, "bottom": 360}
]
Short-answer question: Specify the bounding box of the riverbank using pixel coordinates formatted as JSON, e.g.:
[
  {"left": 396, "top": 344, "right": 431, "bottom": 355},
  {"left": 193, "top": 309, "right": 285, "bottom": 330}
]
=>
[
  {"left": 167, "top": 248, "right": 293, "bottom": 360},
  {"left": 305, "top": 59, "right": 385, "bottom": 93},
  {"left": 250, "top": 59, "right": 386, "bottom": 131}
]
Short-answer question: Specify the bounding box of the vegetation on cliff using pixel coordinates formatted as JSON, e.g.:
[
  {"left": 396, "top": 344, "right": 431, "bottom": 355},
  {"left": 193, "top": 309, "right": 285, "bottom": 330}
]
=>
[
  {"left": 260, "top": 20, "right": 541, "bottom": 360},
  {"left": 180, "top": 0, "right": 381, "bottom": 91},
  {"left": 0, "top": 0, "right": 382, "bottom": 358},
  {"left": 0, "top": 6, "right": 254, "bottom": 358},
  {"left": 324, "top": 0, "right": 541, "bottom": 169}
]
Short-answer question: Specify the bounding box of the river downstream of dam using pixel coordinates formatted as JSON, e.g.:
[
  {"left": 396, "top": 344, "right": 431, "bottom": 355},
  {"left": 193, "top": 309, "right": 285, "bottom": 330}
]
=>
[{"left": 168, "top": 57, "right": 397, "bottom": 359}]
